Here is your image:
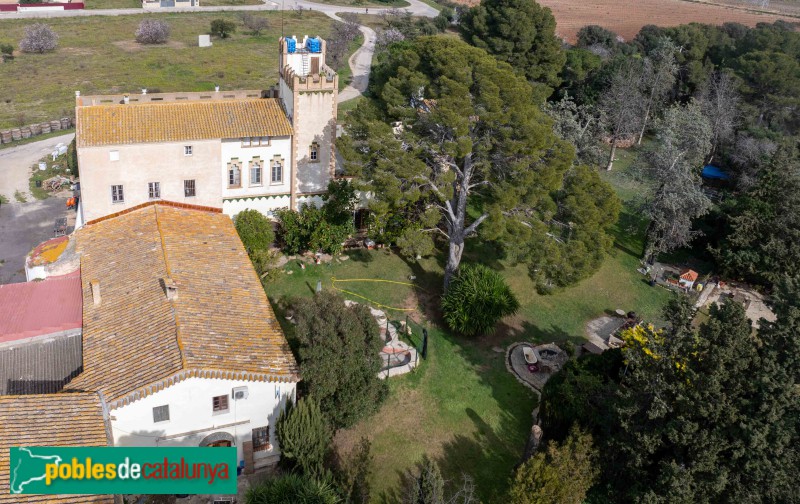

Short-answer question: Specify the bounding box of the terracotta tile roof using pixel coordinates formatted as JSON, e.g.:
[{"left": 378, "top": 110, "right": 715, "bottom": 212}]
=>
[
  {"left": 65, "top": 204, "right": 299, "bottom": 405},
  {"left": 76, "top": 98, "right": 293, "bottom": 147},
  {"left": 0, "top": 393, "right": 113, "bottom": 504},
  {"left": 0, "top": 272, "right": 82, "bottom": 344},
  {"left": 680, "top": 269, "right": 699, "bottom": 282}
]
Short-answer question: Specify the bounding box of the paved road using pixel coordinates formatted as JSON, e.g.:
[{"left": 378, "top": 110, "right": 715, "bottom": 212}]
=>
[
  {"left": 0, "top": 133, "right": 74, "bottom": 200},
  {"left": 0, "top": 197, "right": 70, "bottom": 284}
]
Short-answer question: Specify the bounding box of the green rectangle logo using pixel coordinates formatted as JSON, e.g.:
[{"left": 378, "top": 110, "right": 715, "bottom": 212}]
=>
[{"left": 9, "top": 447, "right": 237, "bottom": 495}]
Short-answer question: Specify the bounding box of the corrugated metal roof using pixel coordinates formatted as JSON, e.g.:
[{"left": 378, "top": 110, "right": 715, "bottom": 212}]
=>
[
  {"left": 0, "top": 332, "right": 83, "bottom": 395},
  {"left": 76, "top": 98, "right": 293, "bottom": 147},
  {"left": 0, "top": 272, "right": 82, "bottom": 343},
  {"left": 0, "top": 393, "right": 113, "bottom": 504}
]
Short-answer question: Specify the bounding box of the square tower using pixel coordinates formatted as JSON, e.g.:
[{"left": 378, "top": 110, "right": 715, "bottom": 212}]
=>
[{"left": 278, "top": 35, "right": 338, "bottom": 210}]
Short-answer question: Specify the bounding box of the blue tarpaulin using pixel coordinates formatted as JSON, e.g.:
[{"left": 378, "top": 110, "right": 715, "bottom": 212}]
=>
[{"left": 702, "top": 165, "right": 731, "bottom": 180}]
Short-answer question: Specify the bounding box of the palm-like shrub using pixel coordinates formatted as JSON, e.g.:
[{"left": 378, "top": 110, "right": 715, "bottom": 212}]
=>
[
  {"left": 245, "top": 473, "right": 340, "bottom": 504},
  {"left": 441, "top": 264, "right": 520, "bottom": 336}
]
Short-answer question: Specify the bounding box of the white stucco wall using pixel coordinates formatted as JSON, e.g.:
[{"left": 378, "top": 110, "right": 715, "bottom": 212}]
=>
[
  {"left": 220, "top": 137, "right": 292, "bottom": 201},
  {"left": 223, "top": 195, "right": 291, "bottom": 219},
  {"left": 77, "top": 139, "right": 221, "bottom": 222},
  {"left": 294, "top": 90, "right": 336, "bottom": 195},
  {"left": 111, "top": 377, "right": 296, "bottom": 469},
  {"left": 279, "top": 80, "right": 294, "bottom": 122}
]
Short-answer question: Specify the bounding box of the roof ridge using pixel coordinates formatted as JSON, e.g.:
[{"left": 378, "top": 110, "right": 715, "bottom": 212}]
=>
[{"left": 154, "top": 205, "right": 188, "bottom": 370}]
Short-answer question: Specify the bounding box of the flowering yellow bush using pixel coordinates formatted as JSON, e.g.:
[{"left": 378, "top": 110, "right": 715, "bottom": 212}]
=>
[{"left": 620, "top": 324, "right": 663, "bottom": 360}]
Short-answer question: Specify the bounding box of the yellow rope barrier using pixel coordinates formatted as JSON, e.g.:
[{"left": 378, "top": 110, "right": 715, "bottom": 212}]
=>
[{"left": 331, "top": 276, "right": 420, "bottom": 312}]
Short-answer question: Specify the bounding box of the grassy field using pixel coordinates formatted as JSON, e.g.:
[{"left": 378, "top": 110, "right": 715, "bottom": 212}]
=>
[
  {"left": 0, "top": 11, "right": 336, "bottom": 129},
  {"left": 264, "top": 147, "right": 672, "bottom": 502}
]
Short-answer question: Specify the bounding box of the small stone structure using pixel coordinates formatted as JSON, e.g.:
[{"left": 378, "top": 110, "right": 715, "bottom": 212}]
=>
[
  {"left": 506, "top": 342, "right": 568, "bottom": 393},
  {"left": 343, "top": 300, "right": 419, "bottom": 378},
  {"left": 199, "top": 34, "right": 212, "bottom": 47}
]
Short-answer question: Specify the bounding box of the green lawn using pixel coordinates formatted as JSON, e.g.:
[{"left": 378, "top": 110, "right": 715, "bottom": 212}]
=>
[
  {"left": 264, "top": 150, "right": 672, "bottom": 501},
  {"left": 0, "top": 11, "right": 336, "bottom": 129}
]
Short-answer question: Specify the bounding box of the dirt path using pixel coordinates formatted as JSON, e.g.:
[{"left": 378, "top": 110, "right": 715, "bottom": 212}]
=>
[{"left": 0, "top": 133, "right": 74, "bottom": 200}]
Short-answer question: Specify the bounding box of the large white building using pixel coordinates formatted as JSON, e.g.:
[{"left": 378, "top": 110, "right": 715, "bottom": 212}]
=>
[
  {"left": 0, "top": 203, "right": 300, "bottom": 501},
  {"left": 75, "top": 35, "right": 338, "bottom": 225}
]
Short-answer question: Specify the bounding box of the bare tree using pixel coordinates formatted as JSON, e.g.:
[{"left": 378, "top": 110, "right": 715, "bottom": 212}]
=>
[
  {"left": 640, "top": 101, "right": 712, "bottom": 263},
  {"left": 729, "top": 133, "right": 777, "bottom": 190},
  {"left": 241, "top": 13, "right": 269, "bottom": 36},
  {"left": 19, "top": 23, "right": 58, "bottom": 54},
  {"left": 697, "top": 71, "right": 741, "bottom": 164},
  {"left": 636, "top": 37, "right": 678, "bottom": 144},
  {"left": 544, "top": 94, "right": 606, "bottom": 168},
  {"left": 326, "top": 14, "right": 362, "bottom": 70},
  {"left": 135, "top": 19, "right": 170, "bottom": 45},
  {"left": 599, "top": 59, "right": 644, "bottom": 170},
  {"left": 376, "top": 27, "right": 406, "bottom": 52}
]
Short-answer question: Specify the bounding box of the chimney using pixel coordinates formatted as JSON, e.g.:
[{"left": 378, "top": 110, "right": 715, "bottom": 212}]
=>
[
  {"left": 123, "top": 95, "right": 129, "bottom": 104},
  {"left": 142, "top": 88, "right": 147, "bottom": 95},
  {"left": 163, "top": 277, "right": 178, "bottom": 301},
  {"left": 90, "top": 280, "right": 101, "bottom": 305},
  {"left": 75, "top": 90, "right": 80, "bottom": 97},
  {"left": 214, "top": 85, "right": 220, "bottom": 92}
]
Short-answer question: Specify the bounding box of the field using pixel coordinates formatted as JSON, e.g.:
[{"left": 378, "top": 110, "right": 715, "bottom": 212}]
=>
[
  {"left": 265, "top": 145, "right": 672, "bottom": 502},
  {"left": 0, "top": 11, "right": 335, "bottom": 129},
  {"left": 449, "top": 0, "right": 797, "bottom": 42}
]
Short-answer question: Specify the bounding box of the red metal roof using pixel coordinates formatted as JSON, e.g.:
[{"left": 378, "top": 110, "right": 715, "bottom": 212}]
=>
[{"left": 0, "top": 272, "right": 82, "bottom": 343}]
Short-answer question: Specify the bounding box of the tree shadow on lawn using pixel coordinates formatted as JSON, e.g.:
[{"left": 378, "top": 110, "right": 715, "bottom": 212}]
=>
[
  {"left": 436, "top": 407, "right": 529, "bottom": 503},
  {"left": 610, "top": 209, "right": 647, "bottom": 259}
]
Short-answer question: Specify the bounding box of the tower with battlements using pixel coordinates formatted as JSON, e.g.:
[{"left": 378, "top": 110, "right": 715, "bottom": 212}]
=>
[{"left": 278, "top": 35, "right": 338, "bottom": 210}]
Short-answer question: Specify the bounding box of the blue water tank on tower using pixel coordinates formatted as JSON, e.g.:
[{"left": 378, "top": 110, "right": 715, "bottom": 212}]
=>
[
  {"left": 307, "top": 37, "right": 321, "bottom": 53},
  {"left": 286, "top": 37, "right": 296, "bottom": 53}
]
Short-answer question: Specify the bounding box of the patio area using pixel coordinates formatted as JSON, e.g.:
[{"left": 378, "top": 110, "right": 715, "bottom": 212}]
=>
[{"left": 505, "top": 342, "right": 568, "bottom": 393}]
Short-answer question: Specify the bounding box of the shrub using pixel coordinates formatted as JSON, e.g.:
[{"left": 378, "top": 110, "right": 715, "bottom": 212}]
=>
[
  {"left": 275, "top": 198, "right": 353, "bottom": 256},
  {"left": 275, "top": 397, "right": 332, "bottom": 478},
  {"left": 210, "top": 19, "right": 236, "bottom": 39},
  {"left": 337, "top": 437, "right": 372, "bottom": 504},
  {"left": 241, "top": 13, "right": 269, "bottom": 35},
  {"left": 292, "top": 291, "right": 386, "bottom": 429},
  {"left": 245, "top": 473, "right": 340, "bottom": 504},
  {"left": 19, "top": 24, "right": 58, "bottom": 54},
  {"left": 66, "top": 137, "right": 78, "bottom": 177},
  {"left": 234, "top": 209, "right": 275, "bottom": 253},
  {"left": 0, "top": 43, "right": 13, "bottom": 62},
  {"left": 135, "top": 19, "right": 170, "bottom": 45},
  {"left": 441, "top": 264, "right": 520, "bottom": 336}
]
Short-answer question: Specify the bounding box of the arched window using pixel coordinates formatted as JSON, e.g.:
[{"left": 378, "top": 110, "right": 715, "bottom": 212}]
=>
[{"left": 271, "top": 160, "right": 283, "bottom": 184}]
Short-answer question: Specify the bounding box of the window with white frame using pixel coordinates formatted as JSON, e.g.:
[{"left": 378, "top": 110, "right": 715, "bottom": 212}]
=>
[
  {"left": 228, "top": 162, "right": 241, "bottom": 188},
  {"left": 184, "top": 179, "right": 196, "bottom": 197},
  {"left": 242, "top": 136, "right": 270, "bottom": 147},
  {"left": 310, "top": 143, "right": 319, "bottom": 162},
  {"left": 109, "top": 150, "right": 119, "bottom": 162},
  {"left": 111, "top": 185, "right": 124, "bottom": 203},
  {"left": 153, "top": 405, "right": 170, "bottom": 423},
  {"left": 241, "top": 137, "right": 251, "bottom": 147},
  {"left": 250, "top": 160, "right": 262, "bottom": 186},
  {"left": 271, "top": 159, "right": 283, "bottom": 184},
  {"left": 184, "top": 146, "right": 193, "bottom": 156},
  {"left": 148, "top": 182, "right": 160, "bottom": 199}
]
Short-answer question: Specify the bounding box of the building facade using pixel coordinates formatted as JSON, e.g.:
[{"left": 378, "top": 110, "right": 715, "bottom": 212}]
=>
[{"left": 75, "top": 35, "right": 337, "bottom": 224}]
